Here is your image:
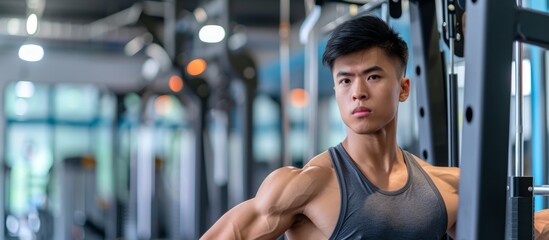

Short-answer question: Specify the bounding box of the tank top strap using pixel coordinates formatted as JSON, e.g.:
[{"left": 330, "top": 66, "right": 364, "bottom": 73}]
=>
[
  {"left": 327, "top": 144, "right": 348, "bottom": 240},
  {"left": 401, "top": 149, "right": 449, "bottom": 233}
]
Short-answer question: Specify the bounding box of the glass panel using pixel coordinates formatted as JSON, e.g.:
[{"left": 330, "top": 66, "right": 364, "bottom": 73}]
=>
[
  {"left": 319, "top": 96, "right": 346, "bottom": 151},
  {"left": 207, "top": 109, "right": 229, "bottom": 186},
  {"left": 99, "top": 93, "right": 116, "bottom": 121},
  {"left": 94, "top": 125, "right": 113, "bottom": 199},
  {"left": 5, "top": 124, "right": 53, "bottom": 216},
  {"left": 253, "top": 94, "right": 281, "bottom": 163},
  {"left": 289, "top": 104, "right": 305, "bottom": 165},
  {"left": 124, "top": 93, "right": 142, "bottom": 121},
  {"left": 53, "top": 84, "right": 99, "bottom": 122},
  {"left": 4, "top": 81, "right": 50, "bottom": 120},
  {"left": 54, "top": 126, "right": 90, "bottom": 159}
]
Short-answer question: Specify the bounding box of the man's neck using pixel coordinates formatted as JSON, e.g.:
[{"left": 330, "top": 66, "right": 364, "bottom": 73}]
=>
[{"left": 342, "top": 123, "right": 401, "bottom": 173}]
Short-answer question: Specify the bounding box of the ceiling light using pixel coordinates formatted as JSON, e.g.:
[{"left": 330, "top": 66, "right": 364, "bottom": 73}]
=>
[
  {"left": 26, "top": 13, "right": 38, "bottom": 35},
  {"left": 193, "top": 7, "right": 208, "bottom": 23},
  {"left": 186, "top": 58, "right": 207, "bottom": 76},
  {"left": 228, "top": 32, "right": 247, "bottom": 50},
  {"left": 290, "top": 88, "right": 309, "bottom": 108},
  {"left": 199, "top": 25, "right": 225, "bottom": 43},
  {"left": 169, "top": 75, "right": 184, "bottom": 93},
  {"left": 142, "top": 58, "right": 160, "bottom": 81},
  {"left": 18, "top": 44, "right": 44, "bottom": 62}
]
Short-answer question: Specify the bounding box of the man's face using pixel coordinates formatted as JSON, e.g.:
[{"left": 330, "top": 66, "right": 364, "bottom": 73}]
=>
[{"left": 332, "top": 47, "right": 410, "bottom": 135}]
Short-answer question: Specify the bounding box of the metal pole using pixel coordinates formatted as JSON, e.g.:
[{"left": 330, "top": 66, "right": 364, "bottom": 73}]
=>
[
  {"left": 304, "top": 20, "right": 319, "bottom": 161},
  {"left": 446, "top": 0, "right": 459, "bottom": 167},
  {"left": 280, "top": 0, "right": 291, "bottom": 166},
  {"left": 381, "top": 1, "right": 388, "bottom": 22},
  {"left": 506, "top": 2, "right": 533, "bottom": 239},
  {"left": 0, "top": 82, "right": 6, "bottom": 239},
  {"left": 299, "top": 1, "right": 321, "bottom": 162},
  {"left": 514, "top": 0, "right": 523, "bottom": 177},
  {"left": 534, "top": 185, "right": 549, "bottom": 196}
]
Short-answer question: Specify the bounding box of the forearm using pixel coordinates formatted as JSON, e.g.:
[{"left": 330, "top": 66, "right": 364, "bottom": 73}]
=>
[{"left": 201, "top": 216, "right": 245, "bottom": 240}]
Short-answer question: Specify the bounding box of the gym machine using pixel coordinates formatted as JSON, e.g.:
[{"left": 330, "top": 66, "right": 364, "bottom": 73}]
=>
[
  {"left": 60, "top": 156, "right": 107, "bottom": 240},
  {"left": 457, "top": 0, "right": 549, "bottom": 239}
]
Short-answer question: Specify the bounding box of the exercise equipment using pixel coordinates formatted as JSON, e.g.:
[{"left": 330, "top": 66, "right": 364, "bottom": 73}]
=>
[
  {"left": 389, "top": 0, "right": 402, "bottom": 19},
  {"left": 457, "top": 0, "right": 549, "bottom": 238},
  {"left": 442, "top": 0, "right": 465, "bottom": 58},
  {"left": 442, "top": 0, "right": 461, "bottom": 168},
  {"left": 61, "top": 156, "right": 107, "bottom": 240}
]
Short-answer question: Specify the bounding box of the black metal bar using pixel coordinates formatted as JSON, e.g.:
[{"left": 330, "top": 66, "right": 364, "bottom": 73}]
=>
[
  {"left": 448, "top": 73, "right": 459, "bottom": 167},
  {"left": 245, "top": 78, "right": 257, "bottom": 199},
  {"left": 506, "top": 176, "right": 534, "bottom": 239},
  {"left": 516, "top": 8, "right": 549, "bottom": 49},
  {"left": 224, "top": 49, "right": 258, "bottom": 200},
  {"left": 457, "top": 0, "right": 516, "bottom": 238},
  {"left": 111, "top": 93, "right": 125, "bottom": 239},
  {"left": 408, "top": 0, "right": 448, "bottom": 166},
  {"left": 196, "top": 96, "right": 210, "bottom": 237},
  {"left": 389, "top": 0, "right": 402, "bottom": 19}
]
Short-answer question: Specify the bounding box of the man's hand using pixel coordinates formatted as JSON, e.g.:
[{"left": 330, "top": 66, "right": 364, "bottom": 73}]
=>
[{"left": 534, "top": 209, "right": 549, "bottom": 240}]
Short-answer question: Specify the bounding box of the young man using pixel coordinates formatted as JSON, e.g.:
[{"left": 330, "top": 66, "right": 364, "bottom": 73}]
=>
[{"left": 201, "top": 15, "right": 548, "bottom": 239}]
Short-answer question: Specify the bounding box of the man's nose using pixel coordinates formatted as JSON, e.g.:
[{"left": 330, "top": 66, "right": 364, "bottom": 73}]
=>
[{"left": 352, "top": 81, "right": 368, "bottom": 100}]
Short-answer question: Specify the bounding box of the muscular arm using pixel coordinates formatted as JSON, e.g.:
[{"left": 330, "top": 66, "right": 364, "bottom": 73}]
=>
[
  {"left": 201, "top": 166, "right": 327, "bottom": 240},
  {"left": 200, "top": 199, "right": 292, "bottom": 240}
]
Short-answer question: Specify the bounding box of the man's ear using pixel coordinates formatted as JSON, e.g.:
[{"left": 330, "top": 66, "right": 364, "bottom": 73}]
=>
[{"left": 399, "top": 77, "right": 411, "bottom": 102}]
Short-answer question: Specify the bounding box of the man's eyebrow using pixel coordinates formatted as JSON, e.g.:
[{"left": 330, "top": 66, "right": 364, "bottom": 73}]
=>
[{"left": 335, "top": 66, "right": 384, "bottom": 77}]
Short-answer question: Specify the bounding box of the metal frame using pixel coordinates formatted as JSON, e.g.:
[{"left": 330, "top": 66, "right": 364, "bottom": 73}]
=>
[
  {"left": 530, "top": 0, "right": 548, "bottom": 212},
  {"left": 409, "top": 0, "right": 449, "bottom": 166},
  {"left": 457, "top": 0, "right": 549, "bottom": 238}
]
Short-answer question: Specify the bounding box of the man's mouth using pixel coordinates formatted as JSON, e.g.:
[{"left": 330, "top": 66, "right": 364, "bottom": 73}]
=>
[{"left": 352, "top": 106, "right": 371, "bottom": 117}]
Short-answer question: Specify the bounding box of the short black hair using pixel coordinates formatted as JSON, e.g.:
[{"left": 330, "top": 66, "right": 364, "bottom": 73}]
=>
[{"left": 322, "top": 15, "right": 408, "bottom": 75}]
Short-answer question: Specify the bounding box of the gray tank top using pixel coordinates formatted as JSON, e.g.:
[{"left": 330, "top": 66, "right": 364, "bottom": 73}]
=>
[{"left": 328, "top": 143, "right": 447, "bottom": 240}]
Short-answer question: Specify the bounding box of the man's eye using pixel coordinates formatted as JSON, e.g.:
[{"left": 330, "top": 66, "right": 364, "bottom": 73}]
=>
[
  {"left": 368, "top": 75, "right": 381, "bottom": 80},
  {"left": 340, "top": 79, "right": 351, "bottom": 84}
]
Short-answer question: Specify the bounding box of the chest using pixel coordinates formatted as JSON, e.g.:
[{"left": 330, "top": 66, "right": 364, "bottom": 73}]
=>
[{"left": 302, "top": 168, "right": 450, "bottom": 239}]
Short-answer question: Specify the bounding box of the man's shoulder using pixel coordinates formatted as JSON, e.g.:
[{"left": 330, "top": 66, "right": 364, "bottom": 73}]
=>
[
  {"left": 404, "top": 151, "right": 460, "bottom": 187},
  {"left": 306, "top": 150, "right": 333, "bottom": 168},
  {"left": 275, "top": 152, "right": 333, "bottom": 187},
  {"left": 405, "top": 151, "right": 459, "bottom": 174},
  {"left": 267, "top": 151, "right": 334, "bottom": 186},
  {"left": 420, "top": 165, "right": 460, "bottom": 190},
  {"left": 255, "top": 153, "right": 335, "bottom": 214}
]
